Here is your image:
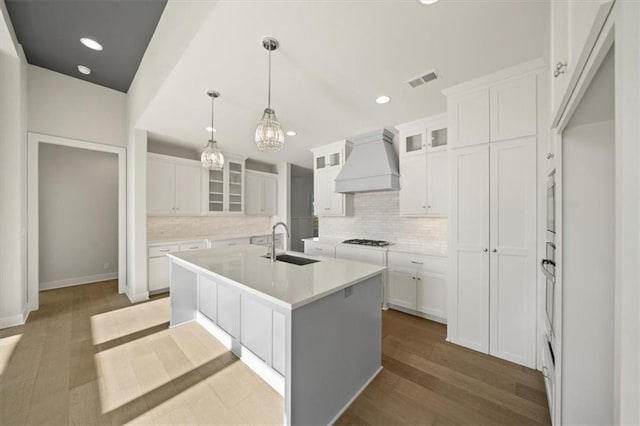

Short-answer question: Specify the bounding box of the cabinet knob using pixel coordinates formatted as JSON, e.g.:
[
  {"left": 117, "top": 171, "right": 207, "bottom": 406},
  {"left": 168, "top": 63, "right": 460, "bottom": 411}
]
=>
[
  {"left": 546, "top": 153, "right": 555, "bottom": 160},
  {"left": 417, "top": 277, "right": 421, "bottom": 281},
  {"left": 553, "top": 69, "right": 565, "bottom": 78},
  {"left": 427, "top": 205, "right": 432, "bottom": 209},
  {"left": 483, "top": 248, "right": 488, "bottom": 252},
  {"left": 492, "top": 249, "right": 497, "bottom": 253},
  {"left": 422, "top": 205, "right": 427, "bottom": 209},
  {"left": 412, "top": 276, "right": 416, "bottom": 280},
  {"left": 556, "top": 61, "right": 567, "bottom": 71}
]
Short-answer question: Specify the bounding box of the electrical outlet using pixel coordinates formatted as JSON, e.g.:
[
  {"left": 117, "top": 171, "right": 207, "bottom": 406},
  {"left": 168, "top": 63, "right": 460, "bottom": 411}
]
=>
[
  {"left": 344, "top": 286, "right": 354, "bottom": 298},
  {"left": 104, "top": 262, "right": 110, "bottom": 270}
]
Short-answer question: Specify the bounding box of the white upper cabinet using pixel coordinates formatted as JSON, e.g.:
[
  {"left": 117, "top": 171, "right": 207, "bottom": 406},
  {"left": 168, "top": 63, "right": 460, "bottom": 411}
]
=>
[
  {"left": 246, "top": 170, "right": 278, "bottom": 216},
  {"left": 202, "top": 155, "right": 246, "bottom": 215},
  {"left": 147, "top": 153, "right": 201, "bottom": 216},
  {"left": 550, "top": 0, "right": 614, "bottom": 124},
  {"left": 397, "top": 114, "right": 448, "bottom": 217},
  {"left": 448, "top": 89, "right": 490, "bottom": 148},
  {"left": 490, "top": 74, "right": 537, "bottom": 142},
  {"left": 311, "top": 141, "right": 353, "bottom": 217}
]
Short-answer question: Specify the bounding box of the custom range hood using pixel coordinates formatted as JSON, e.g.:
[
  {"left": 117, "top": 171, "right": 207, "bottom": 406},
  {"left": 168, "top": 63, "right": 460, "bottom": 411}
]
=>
[{"left": 335, "top": 128, "right": 399, "bottom": 193}]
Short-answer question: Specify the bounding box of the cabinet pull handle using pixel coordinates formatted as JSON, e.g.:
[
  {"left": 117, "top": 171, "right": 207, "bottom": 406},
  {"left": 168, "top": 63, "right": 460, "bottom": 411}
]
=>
[
  {"left": 160, "top": 249, "right": 170, "bottom": 252},
  {"left": 556, "top": 62, "right": 567, "bottom": 71},
  {"left": 410, "top": 261, "right": 423, "bottom": 265},
  {"left": 189, "top": 246, "right": 199, "bottom": 249},
  {"left": 546, "top": 153, "right": 555, "bottom": 160},
  {"left": 315, "top": 248, "right": 323, "bottom": 251}
]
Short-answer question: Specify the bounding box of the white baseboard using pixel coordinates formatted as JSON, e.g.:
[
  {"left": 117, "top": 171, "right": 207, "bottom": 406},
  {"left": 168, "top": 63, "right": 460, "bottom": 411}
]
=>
[
  {"left": 0, "top": 304, "right": 30, "bottom": 329},
  {"left": 387, "top": 303, "right": 447, "bottom": 325},
  {"left": 328, "top": 366, "right": 383, "bottom": 425},
  {"left": 126, "top": 290, "right": 150, "bottom": 304},
  {"left": 40, "top": 272, "right": 118, "bottom": 291},
  {"left": 196, "top": 311, "right": 285, "bottom": 396}
]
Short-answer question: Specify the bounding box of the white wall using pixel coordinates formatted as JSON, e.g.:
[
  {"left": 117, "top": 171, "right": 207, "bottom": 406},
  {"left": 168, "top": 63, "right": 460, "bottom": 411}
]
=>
[
  {"left": 28, "top": 65, "right": 127, "bottom": 147},
  {"left": 319, "top": 191, "right": 448, "bottom": 252},
  {"left": 38, "top": 144, "right": 118, "bottom": 289},
  {"left": 0, "top": 1, "right": 28, "bottom": 328}
]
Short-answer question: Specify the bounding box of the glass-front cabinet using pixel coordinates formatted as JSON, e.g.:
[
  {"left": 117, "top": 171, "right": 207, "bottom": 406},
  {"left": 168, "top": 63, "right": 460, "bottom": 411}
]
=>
[
  {"left": 203, "top": 154, "right": 246, "bottom": 215},
  {"left": 311, "top": 140, "right": 353, "bottom": 217}
]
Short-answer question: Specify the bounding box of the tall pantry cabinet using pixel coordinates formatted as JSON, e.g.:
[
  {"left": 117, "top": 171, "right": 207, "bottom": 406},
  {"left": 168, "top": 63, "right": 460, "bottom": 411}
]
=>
[{"left": 444, "top": 62, "right": 545, "bottom": 368}]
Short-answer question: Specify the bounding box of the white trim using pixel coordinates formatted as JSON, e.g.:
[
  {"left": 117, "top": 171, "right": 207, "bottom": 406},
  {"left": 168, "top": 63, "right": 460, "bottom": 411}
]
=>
[
  {"left": 0, "top": 304, "right": 30, "bottom": 329},
  {"left": 126, "top": 291, "right": 150, "bottom": 304},
  {"left": 387, "top": 304, "right": 447, "bottom": 325},
  {"left": 327, "top": 366, "right": 383, "bottom": 426},
  {"left": 27, "top": 132, "right": 127, "bottom": 313},
  {"left": 196, "top": 311, "right": 286, "bottom": 396},
  {"left": 441, "top": 58, "right": 546, "bottom": 97},
  {"left": 39, "top": 273, "right": 118, "bottom": 291}
]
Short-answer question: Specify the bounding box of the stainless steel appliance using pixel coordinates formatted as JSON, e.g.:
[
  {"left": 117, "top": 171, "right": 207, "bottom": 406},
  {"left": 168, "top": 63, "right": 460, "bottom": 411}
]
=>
[{"left": 342, "top": 239, "right": 390, "bottom": 247}]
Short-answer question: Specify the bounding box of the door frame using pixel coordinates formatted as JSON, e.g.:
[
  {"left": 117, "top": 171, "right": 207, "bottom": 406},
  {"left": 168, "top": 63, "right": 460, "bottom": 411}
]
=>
[{"left": 27, "top": 132, "right": 127, "bottom": 311}]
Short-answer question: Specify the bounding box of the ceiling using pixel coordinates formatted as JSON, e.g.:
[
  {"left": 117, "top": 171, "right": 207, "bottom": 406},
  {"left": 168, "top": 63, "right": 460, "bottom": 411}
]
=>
[
  {"left": 5, "top": 0, "right": 166, "bottom": 93},
  {"left": 139, "top": 1, "right": 549, "bottom": 169}
]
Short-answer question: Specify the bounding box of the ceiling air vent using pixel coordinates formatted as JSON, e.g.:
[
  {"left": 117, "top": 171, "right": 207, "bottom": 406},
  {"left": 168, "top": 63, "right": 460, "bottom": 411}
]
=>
[{"left": 406, "top": 69, "right": 439, "bottom": 88}]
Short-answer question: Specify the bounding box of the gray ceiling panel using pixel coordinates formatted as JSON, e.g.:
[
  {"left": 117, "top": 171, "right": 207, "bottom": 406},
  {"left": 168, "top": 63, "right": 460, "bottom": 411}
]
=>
[{"left": 6, "top": 0, "right": 167, "bottom": 93}]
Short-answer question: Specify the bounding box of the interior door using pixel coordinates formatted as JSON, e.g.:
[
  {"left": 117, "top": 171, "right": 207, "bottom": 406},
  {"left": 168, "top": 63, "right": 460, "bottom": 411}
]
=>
[
  {"left": 426, "top": 150, "right": 448, "bottom": 216},
  {"left": 147, "top": 158, "right": 176, "bottom": 215},
  {"left": 175, "top": 163, "right": 201, "bottom": 215},
  {"left": 400, "top": 154, "right": 427, "bottom": 215},
  {"left": 489, "top": 138, "right": 537, "bottom": 368},
  {"left": 449, "top": 144, "right": 490, "bottom": 353}
]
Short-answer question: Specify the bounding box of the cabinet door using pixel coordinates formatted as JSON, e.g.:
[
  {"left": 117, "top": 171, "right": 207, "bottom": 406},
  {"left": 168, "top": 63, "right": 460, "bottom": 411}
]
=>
[
  {"left": 217, "top": 283, "right": 240, "bottom": 339},
  {"left": 327, "top": 166, "right": 344, "bottom": 216},
  {"left": 426, "top": 150, "right": 448, "bottom": 216},
  {"left": 148, "top": 256, "right": 170, "bottom": 291},
  {"left": 489, "top": 138, "right": 537, "bottom": 368},
  {"left": 262, "top": 175, "right": 278, "bottom": 216},
  {"left": 226, "top": 161, "right": 244, "bottom": 213},
  {"left": 199, "top": 275, "right": 217, "bottom": 322},
  {"left": 245, "top": 172, "right": 261, "bottom": 215},
  {"left": 175, "top": 163, "right": 201, "bottom": 215},
  {"left": 147, "top": 158, "right": 176, "bottom": 215},
  {"left": 449, "top": 89, "right": 490, "bottom": 148},
  {"left": 550, "top": 0, "right": 569, "bottom": 119},
  {"left": 313, "top": 169, "right": 328, "bottom": 216},
  {"left": 417, "top": 271, "right": 446, "bottom": 319},
  {"left": 428, "top": 126, "right": 448, "bottom": 152},
  {"left": 400, "top": 129, "right": 427, "bottom": 156},
  {"left": 399, "top": 154, "right": 428, "bottom": 216},
  {"left": 272, "top": 311, "right": 286, "bottom": 376},
  {"left": 449, "top": 145, "right": 490, "bottom": 353},
  {"left": 490, "top": 74, "right": 537, "bottom": 142},
  {"left": 388, "top": 267, "right": 417, "bottom": 310},
  {"left": 240, "top": 297, "right": 272, "bottom": 364}
]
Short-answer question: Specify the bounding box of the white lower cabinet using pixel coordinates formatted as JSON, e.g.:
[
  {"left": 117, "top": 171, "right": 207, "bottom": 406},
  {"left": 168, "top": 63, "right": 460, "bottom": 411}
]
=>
[
  {"left": 199, "top": 275, "right": 217, "bottom": 322},
  {"left": 217, "top": 282, "right": 240, "bottom": 339},
  {"left": 387, "top": 251, "right": 447, "bottom": 323},
  {"left": 148, "top": 244, "right": 180, "bottom": 292},
  {"left": 241, "top": 298, "right": 273, "bottom": 364},
  {"left": 303, "top": 240, "right": 336, "bottom": 258},
  {"left": 271, "top": 311, "right": 286, "bottom": 376}
]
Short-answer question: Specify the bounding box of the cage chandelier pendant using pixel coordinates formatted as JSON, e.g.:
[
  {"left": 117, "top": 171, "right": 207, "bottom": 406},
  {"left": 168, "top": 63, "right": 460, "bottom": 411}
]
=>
[
  {"left": 255, "top": 37, "right": 285, "bottom": 153},
  {"left": 201, "top": 90, "right": 225, "bottom": 170}
]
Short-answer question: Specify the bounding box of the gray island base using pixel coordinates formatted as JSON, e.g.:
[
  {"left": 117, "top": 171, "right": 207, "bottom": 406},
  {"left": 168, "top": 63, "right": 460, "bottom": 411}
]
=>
[{"left": 167, "top": 245, "right": 385, "bottom": 425}]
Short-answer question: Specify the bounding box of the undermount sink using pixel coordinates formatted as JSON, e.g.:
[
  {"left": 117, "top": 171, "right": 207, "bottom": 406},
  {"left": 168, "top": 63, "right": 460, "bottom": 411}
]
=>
[{"left": 262, "top": 254, "right": 320, "bottom": 266}]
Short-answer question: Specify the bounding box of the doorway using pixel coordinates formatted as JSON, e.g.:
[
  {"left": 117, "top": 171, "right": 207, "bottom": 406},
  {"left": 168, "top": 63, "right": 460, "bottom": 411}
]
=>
[{"left": 27, "top": 132, "right": 126, "bottom": 311}]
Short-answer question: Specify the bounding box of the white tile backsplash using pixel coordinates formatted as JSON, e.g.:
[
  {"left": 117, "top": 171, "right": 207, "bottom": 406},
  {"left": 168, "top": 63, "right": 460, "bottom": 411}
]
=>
[
  {"left": 319, "top": 191, "right": 447, "bottom": 250},
  {"left": 147, "top": 216, "right": 275, "bottom": 241}
]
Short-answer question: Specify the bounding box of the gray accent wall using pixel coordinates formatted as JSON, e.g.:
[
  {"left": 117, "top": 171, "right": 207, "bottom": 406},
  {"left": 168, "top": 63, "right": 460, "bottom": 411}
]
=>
[{"left": 39, "top": 144, "right": 118, "bottom": 288}]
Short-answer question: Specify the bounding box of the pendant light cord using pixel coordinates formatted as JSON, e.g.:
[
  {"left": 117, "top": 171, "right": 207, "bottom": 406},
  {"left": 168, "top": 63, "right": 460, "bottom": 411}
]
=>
[
  {"left": 211, "top": 94, "right": 215, "bottom": 141},
  {"left": 267, "top": 46, "right": 272, "bottom": 109}
]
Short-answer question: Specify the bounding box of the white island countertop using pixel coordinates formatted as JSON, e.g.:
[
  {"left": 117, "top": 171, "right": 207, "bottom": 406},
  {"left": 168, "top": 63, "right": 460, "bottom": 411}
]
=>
[{"left": 167, "top": 245, "right": 385, "bottom": 310}]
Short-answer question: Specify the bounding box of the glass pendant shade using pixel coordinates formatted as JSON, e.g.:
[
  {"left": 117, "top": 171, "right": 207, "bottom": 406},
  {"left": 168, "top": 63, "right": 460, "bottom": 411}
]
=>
[
  {"left": 255, "top": 108, "right": 284, "bottom": 152},
  {"left": 201, "top": 140, "right": 224, "bottom": 170}
]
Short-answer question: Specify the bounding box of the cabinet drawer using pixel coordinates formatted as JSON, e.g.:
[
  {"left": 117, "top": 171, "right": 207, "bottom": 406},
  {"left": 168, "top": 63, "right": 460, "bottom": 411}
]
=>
[
  {"left": 303, "top": 242, "right": 336, "bottom": 257},
  {"left": 148, "top": 244, "right": 180, "bottom": 258},
  {"left": 388, "top": 251, "right": 447, "bottom": 274},
  {"left": 210, "top": 237, "right": 251, "bottom": 248},
  {"left": 180, "top": 240, "right": 207, "bottom": 251},
  {"left": 250, "top": 236, "right": 269, "bottom": 246}
]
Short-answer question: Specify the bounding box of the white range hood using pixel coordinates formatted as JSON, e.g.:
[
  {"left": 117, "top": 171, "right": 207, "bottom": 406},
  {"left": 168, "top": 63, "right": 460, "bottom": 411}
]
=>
[{"left": 335, "top": 128, "right": 399, "bottom": 194}]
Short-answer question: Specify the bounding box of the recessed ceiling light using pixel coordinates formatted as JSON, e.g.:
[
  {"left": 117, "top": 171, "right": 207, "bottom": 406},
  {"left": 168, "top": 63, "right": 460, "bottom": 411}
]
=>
[
  {"left": 205, "top": 127, "right": 217, "bottom": 133},
  {"left": 375, "top": 95, "right": 390, "bottom": 104},
  {"left": 80, "top": 37, "right": 103, "bottom": 51},
  {"left": 77, "top": 65, "right": 91, "bottom": 75},
  {"left": 419, "top": 0, "right": 439, "bottom": 4},
  {"left": 286, "top": 131, "right": 297, "bottom": 136}
]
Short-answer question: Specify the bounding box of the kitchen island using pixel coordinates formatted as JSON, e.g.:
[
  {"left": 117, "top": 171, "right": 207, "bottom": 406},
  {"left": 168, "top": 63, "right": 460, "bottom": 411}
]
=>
[{"left": 167, "top": 245, "right": 385, "bottom": 425}]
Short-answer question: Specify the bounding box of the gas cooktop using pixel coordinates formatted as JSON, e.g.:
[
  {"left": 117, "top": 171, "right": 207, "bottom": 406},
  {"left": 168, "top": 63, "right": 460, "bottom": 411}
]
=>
[{"left": 342, "top": 239, "right": 391, "bottom": 247}]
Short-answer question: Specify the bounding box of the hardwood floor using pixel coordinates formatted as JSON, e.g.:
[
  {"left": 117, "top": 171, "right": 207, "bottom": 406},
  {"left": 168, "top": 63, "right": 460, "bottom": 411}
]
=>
[
  {"left": 337, "top": 310, "right": 550, "bottom": 425},
  {"left": 1, "top": 280, "right": 550, "bottom": 425}
]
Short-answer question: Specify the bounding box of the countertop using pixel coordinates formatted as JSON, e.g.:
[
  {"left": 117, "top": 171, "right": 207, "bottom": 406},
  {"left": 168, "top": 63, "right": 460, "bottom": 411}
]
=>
[
  {"left": 302, "top": 237, "right": 448, "bottom": 257},
  {"left": 167, "top": 245, "right": 386, "bottom": 310}
]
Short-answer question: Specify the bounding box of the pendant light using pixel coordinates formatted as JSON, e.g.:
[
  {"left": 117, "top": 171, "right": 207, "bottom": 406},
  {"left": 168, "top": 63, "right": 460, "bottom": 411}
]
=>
[
  {"left": 255, "top": 37, "right": 285, "bottom": 152},
  {"left": 201, "top": 90, "right": 225, "bottom": 170}
]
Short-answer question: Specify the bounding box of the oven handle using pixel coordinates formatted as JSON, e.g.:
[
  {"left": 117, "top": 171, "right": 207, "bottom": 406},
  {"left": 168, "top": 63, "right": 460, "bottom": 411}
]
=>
[{"left": 540, "top": 259, "right": 555, "bottom": 282}]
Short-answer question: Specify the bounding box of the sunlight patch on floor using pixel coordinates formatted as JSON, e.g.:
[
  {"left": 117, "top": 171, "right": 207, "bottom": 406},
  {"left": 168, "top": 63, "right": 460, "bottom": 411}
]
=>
[
  {"left": 90, "top": 298, "right": 170, "bottom": 345},
  {"left": 0, "top": 334, "right": 22, "bottom": 376}
]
